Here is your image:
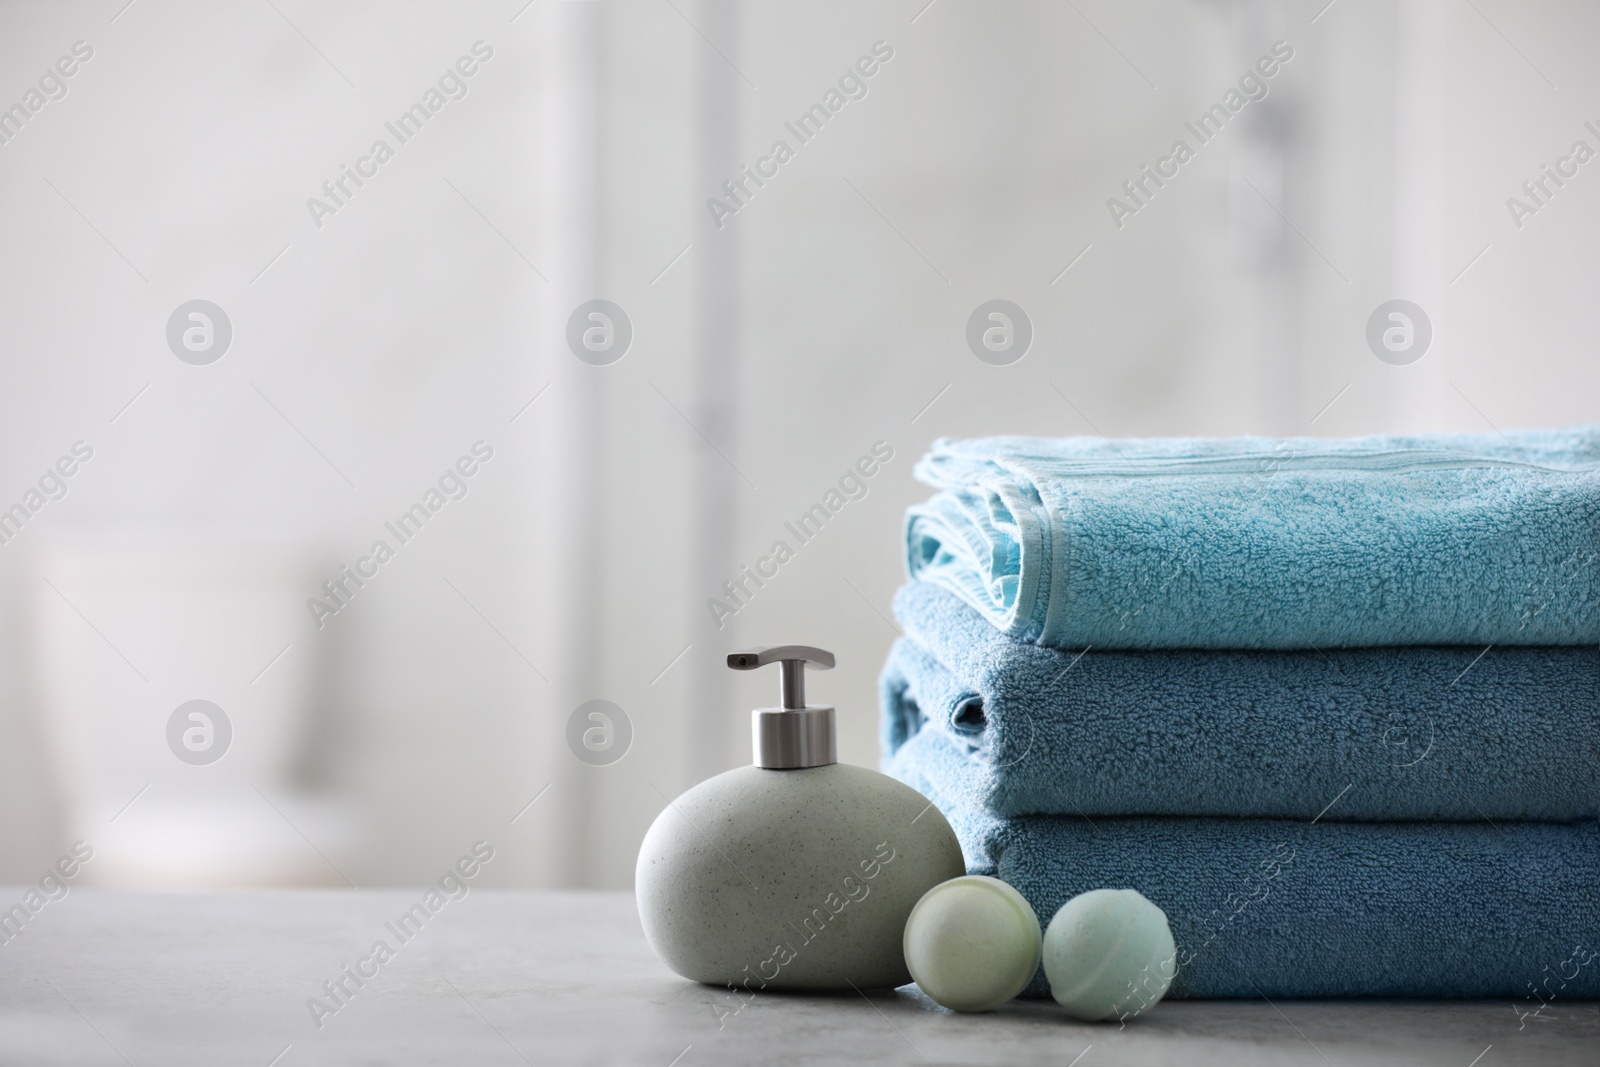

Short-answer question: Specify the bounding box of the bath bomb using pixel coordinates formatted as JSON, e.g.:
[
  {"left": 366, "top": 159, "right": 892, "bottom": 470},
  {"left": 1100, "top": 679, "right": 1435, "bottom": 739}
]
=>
[
  {"left": 903, "top": 875, "right": 1042, "bottom": 1012},
  {"left": 1043, "top": 888, "right": 1176, "bottom": 1022}
]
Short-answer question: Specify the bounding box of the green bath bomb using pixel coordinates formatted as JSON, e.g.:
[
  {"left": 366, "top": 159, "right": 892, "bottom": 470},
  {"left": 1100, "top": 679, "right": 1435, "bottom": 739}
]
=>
[
  {"left": 903, "top": 875, "right": 1042, "bottom": 1012},
  {"left": 1043, "top": 888, "right": 1176, "bottom": 1022}
]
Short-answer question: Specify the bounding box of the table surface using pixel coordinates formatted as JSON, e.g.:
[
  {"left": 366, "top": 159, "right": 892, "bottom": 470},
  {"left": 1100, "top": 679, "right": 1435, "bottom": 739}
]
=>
[{"left": 0, "top": 889, "right": 1593, "bottom": 1066}]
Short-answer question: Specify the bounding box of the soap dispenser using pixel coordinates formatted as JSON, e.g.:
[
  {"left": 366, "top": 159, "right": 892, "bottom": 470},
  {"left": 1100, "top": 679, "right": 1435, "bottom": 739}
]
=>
[{"left": 636, "top": 645, "right": 965, "bottom": 991}]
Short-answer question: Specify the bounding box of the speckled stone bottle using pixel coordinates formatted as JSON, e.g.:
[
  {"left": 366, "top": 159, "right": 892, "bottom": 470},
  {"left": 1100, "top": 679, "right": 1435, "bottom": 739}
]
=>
[{"left": 635, "top": 646, "right": 965, "bottom": 991}]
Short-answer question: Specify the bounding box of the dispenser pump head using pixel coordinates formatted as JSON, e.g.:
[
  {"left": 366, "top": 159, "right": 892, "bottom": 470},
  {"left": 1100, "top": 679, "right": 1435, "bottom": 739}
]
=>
[{"left": 727, "top": 645, "right": 837, "bottom": 769}]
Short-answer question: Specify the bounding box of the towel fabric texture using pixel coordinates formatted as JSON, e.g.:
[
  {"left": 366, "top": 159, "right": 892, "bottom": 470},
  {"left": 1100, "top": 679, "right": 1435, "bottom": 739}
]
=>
[
  {"left": 886, "top": 426, "right": 1600, "bottom": 1000},
  {"left": 886, "top": 726, "right": 1600, "bottom": 1000},
  {"left": 883, "top": 582, "right": 1600, "bottom": 822},
  {"left": 906, "top": 425, "right": 1600, "bottom": 650}
]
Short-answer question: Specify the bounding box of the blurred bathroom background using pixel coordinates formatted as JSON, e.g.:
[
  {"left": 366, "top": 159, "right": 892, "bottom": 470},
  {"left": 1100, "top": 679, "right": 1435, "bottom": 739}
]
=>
[{"left": 0, "top": 0, "right": 1594, "bottom": 889}]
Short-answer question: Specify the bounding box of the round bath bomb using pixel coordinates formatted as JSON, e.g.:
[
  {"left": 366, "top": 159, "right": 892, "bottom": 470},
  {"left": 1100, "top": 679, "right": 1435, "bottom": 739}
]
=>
[
  {"left": 903, "top": 875, "right": 1042, "bottom": 1012},
  {"left": 1043, "top": 888, "right": 1176, "bottom": 1022}
]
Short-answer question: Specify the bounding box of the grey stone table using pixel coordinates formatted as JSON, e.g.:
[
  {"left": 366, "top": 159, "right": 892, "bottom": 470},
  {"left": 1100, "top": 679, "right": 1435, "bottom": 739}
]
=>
[{"left": 0, "top": 890, "right": 1593, "bottom": 1066}]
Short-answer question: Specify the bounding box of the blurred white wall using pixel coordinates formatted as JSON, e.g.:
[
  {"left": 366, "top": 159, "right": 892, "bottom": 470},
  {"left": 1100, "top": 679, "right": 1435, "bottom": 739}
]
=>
[{"left": 0, "top": 0, "right": 1595, "bottom": 889}]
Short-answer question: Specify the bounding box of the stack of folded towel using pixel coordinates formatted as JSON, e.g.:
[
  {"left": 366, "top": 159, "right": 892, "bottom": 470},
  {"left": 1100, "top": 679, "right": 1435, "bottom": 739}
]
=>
[{"left": 881, "top": 426, "right": 1600, "bottom": 999}]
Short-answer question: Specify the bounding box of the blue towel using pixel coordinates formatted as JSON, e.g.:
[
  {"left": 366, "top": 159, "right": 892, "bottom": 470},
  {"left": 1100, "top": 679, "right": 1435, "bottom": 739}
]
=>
[
  {"left": 906, "top": 425, "right": 1600, "bottom": 649},
  {"left": 887, "top": 727, "right": 1600, "bottom": 1000},
  {"left": 883, "top": 582, "right": 1600, "bottom": 822}
]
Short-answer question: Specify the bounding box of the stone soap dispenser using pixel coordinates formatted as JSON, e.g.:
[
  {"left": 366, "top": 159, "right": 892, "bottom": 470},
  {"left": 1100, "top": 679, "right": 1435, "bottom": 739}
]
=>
[{"left": 637, "top": 646, "right": 965, "bottom": 991}]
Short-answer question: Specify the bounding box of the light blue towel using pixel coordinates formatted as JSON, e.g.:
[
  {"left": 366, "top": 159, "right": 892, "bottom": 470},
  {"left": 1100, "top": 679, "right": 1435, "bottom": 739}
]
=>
[
  {"left": 883, "top": 582, "right": 1600, "bottom": 821},
  {"left": 887, "top": 727, "right": 1600, "bottom": 1000},
  {"left": 906, "top": 425, "right": 1600, "bottom": 649}
]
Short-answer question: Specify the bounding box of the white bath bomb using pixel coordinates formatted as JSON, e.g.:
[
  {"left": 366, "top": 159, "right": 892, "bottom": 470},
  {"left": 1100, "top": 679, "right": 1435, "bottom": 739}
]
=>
[
  {"left": 903, "top": 875, "right": 1042, "bottom": 1012},
  {"left": 1043, "top": 888, "right": 1176, "bottom": 1021}
]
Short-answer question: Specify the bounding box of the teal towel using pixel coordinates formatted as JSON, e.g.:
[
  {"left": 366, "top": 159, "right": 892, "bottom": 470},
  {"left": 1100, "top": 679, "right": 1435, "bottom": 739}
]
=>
[
  {"left": 906, "top": 425, "right": 1600, "bottom": 649},
  {"left": 887, "top": 727, "right": 1600, "bottom": 1000},
  {"left": 882, "top": 582, "right": 1600, "bottom": 821}
]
